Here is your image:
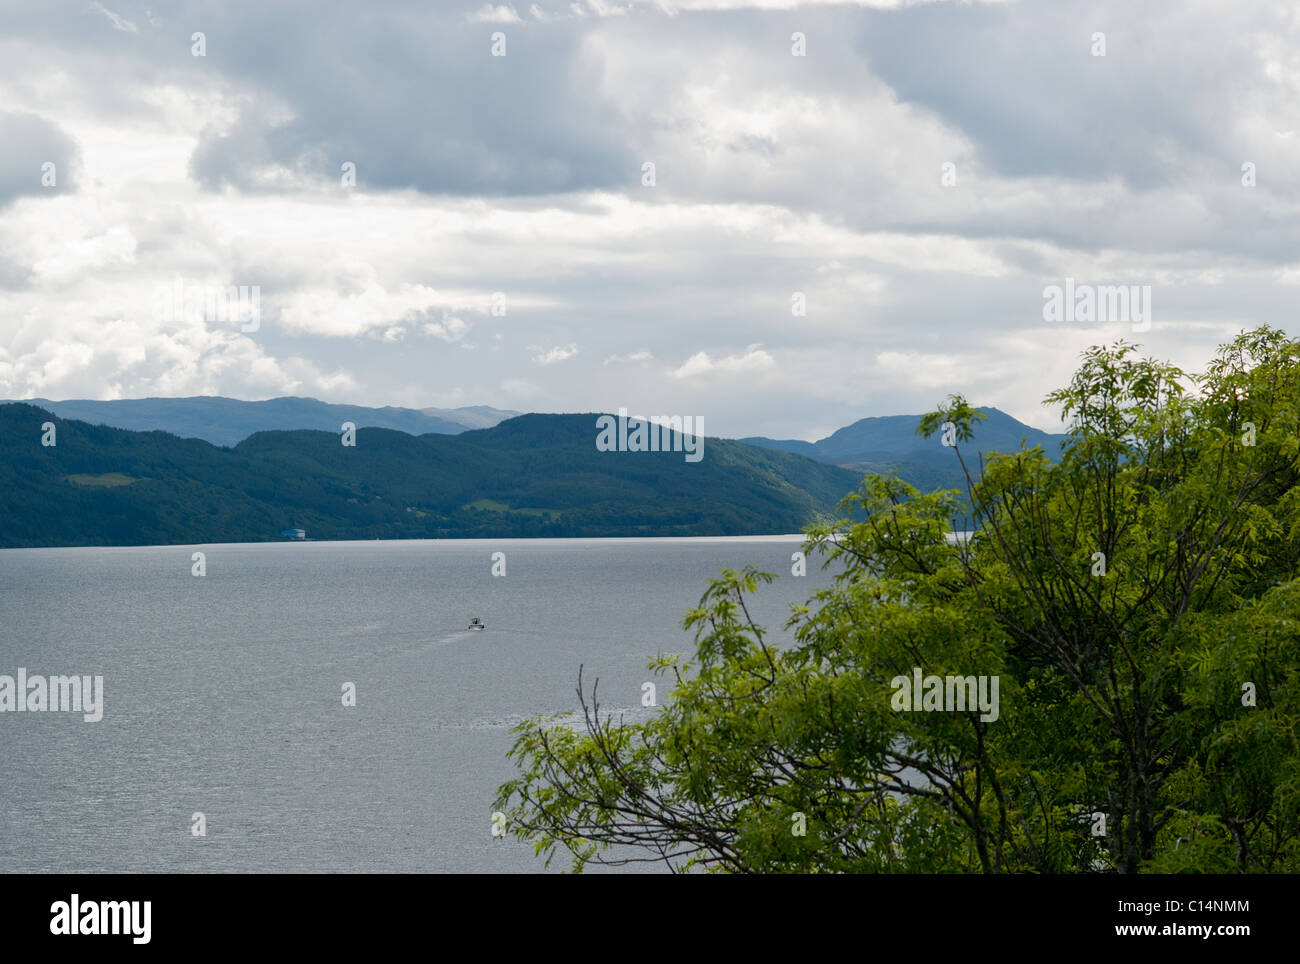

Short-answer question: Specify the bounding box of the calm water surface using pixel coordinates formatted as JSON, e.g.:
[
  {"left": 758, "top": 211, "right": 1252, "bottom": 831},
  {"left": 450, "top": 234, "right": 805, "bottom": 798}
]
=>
[{"left": 0, "top": 537, "right": 835, "bottom": 873}]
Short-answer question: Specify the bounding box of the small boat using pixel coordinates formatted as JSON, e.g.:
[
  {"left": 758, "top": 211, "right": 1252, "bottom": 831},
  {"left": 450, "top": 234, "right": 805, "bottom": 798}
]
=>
[{"left": 467, "top": 617, "right": 485, "bottom": 631}]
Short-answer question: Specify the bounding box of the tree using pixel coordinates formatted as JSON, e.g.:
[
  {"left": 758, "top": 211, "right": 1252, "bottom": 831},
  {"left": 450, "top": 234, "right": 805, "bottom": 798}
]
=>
[{"left": 494, "top": 327, "right": 1300, "bottom": 873}]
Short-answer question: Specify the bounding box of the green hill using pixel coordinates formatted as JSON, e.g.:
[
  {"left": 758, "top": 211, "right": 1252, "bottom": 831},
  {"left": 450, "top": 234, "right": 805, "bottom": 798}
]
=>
[{"left": 0, "top": 404, "right": 863, "bottom": 547}]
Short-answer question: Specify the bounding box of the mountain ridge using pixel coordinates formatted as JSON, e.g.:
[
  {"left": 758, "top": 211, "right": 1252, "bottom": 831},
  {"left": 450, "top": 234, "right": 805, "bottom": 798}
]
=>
[
  {"left": 7, "top": 396, "right": 1067, "bottom": 462},
  {"left": 5, "top": 395, "right": 522, "bottom": 447},
  {"left": 0, "top": 404, "right": 862, "bottom": 548}
]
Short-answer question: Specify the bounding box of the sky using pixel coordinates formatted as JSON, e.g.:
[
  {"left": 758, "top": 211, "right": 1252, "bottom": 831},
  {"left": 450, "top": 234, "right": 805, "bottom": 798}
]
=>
[{"left": 0, "top": 0, "right": 1297, "bottom": 441}]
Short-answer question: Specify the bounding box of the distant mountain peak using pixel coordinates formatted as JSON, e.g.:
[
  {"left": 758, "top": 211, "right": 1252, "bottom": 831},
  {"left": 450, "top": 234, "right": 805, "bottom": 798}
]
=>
[{"left": 741, "top": 407, "right": 1066, "bottom": 466}]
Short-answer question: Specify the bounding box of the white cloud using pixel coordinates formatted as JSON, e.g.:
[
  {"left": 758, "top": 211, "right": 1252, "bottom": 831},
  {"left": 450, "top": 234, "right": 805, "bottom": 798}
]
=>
[
  {"left": 603, "top": 350, "right": 653, "bottom": 365},
  {"left": 278, "top": 279, "right": 449, "bottom": 339},
  {"left": 670, "top": 345, "right": 774, "bottom": 378},
  {"left": 423, "top": 313, "right": 471, "bottom": 343},
  {"left": 89, "top": 2, "right": 139, "bottom": 33},
  {"left": 532, "top": 343, "right": 579, "bottom": 364},
  {"left": 585, "top": 0, "right": 630, "bottom": 16},
  {"left": 467, "top": 4, "right": 522, "bottom": 23}
]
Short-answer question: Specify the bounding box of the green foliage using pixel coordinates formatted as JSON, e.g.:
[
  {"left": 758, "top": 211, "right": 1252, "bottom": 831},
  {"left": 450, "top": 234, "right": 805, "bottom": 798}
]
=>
[{"left": 496, "top": 327, "right": 1300, "bottom": 873}]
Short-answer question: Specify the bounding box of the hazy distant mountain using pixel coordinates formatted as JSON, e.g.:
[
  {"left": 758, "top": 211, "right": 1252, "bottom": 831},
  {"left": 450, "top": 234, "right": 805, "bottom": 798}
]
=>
[
  {"left": 740, "top": 407, "right": 1067, "bottom": 467},
  {"left": 738, "top": 408, "right": 1068, "bottom": 525},
  {"left": 0, "top": 405, "right": 860, "bottom": 547},
  {"left": 428, "top": 405, "right": 521, "bottom": 430},
  {"left": 7, "top": 396, "right": 521, "bottom": 447}
]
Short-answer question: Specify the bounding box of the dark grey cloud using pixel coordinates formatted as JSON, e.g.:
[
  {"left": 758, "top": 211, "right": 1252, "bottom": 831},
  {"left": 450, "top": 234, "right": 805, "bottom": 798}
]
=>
[
  {"left": 856, "top": 1, "right": 1246, "bottom": 190},
  {"left": 848, "top": 0, "right": 1300, "bottom": 254},
  {"left": 0, "top": 111, "right": 79, "bottom": 204},
  {"left": 185, "top": 4, "right": 636, "bottom": 195}
]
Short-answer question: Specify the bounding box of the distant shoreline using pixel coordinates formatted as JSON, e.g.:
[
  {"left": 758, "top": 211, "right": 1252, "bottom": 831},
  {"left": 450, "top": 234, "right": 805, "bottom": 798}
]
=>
[
  {"left": 0, "top": 533, "right": 820, "bottom": 553},
  {"left": 0, "top": 532, "right": 984, "bottom": 553}
]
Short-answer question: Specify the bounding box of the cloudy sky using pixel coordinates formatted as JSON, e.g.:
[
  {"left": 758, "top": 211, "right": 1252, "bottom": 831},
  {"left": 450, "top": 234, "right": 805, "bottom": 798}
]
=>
[{"left": 1, "top": 0, "right": 1297, "bottom": 440}]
